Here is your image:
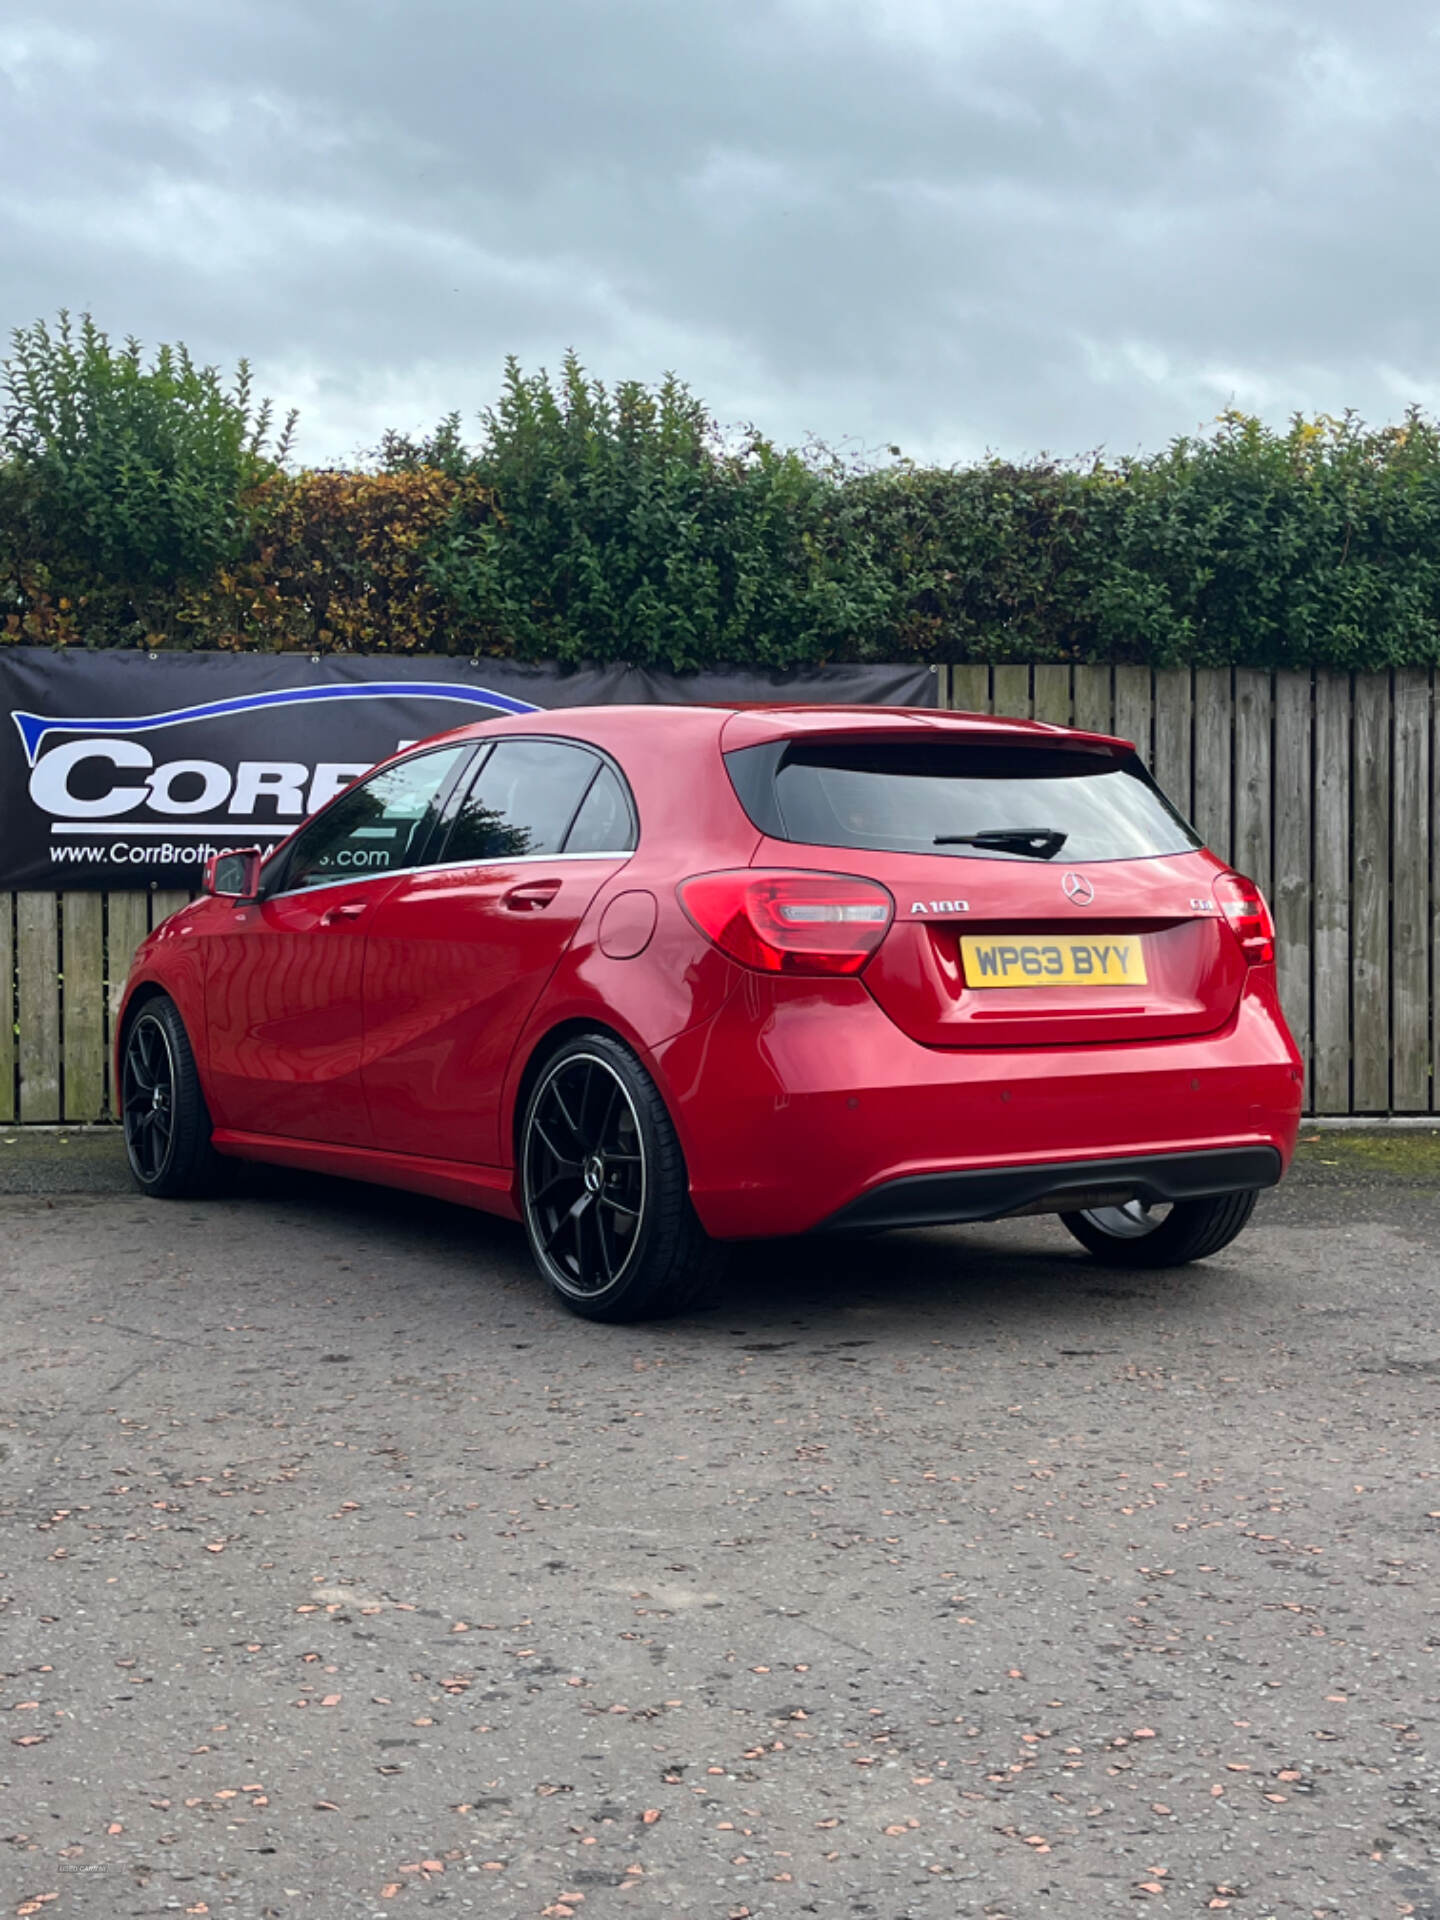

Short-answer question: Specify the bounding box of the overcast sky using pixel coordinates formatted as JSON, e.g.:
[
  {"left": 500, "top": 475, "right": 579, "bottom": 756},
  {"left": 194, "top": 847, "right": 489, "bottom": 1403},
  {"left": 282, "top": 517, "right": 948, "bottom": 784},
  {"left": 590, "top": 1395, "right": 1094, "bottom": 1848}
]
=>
[{"left": 3, "top": 0, "right": 1436, "bottom": 468}]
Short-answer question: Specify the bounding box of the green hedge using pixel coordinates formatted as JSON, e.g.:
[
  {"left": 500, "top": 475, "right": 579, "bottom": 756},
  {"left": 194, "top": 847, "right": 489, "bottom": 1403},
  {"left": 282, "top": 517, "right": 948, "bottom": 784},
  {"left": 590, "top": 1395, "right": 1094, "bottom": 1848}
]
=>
[
  {"left": 4, "top": 315, "right": 1440, "bottom": 669},
  {"left": 846, "top": 412, "right": 1440, "bottom": 670}
]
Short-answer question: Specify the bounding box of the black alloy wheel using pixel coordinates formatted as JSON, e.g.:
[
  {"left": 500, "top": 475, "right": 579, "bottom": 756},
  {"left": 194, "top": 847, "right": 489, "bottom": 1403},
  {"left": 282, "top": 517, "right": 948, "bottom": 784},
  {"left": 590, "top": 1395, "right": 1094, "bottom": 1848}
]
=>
[
  {"left": 519, "top": 1033, "right": 724, "bottom": 1321},
  {"left": 123, "top": 1013, "right": 177, "bottom": 1185},
  {"left": 524, "top": 1050, "right": 646, "bottom": 1297},
  {"left": 121, "top": 995, "right": 225, "bottom": 1198},
  {"left": 1060, "top": 1188, "right": 1258, "bottom": 1267}
]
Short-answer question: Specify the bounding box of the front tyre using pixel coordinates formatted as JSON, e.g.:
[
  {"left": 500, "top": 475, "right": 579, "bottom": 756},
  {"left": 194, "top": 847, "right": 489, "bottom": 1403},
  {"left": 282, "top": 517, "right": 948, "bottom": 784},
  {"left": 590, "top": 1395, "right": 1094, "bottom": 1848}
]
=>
[
  {"left": 122, "top": 995, "right": 225, "bottom": 1198},
  {"left": 520, "top": 1033, "right": 724, "bottom": 1322},
  {"left": 1060, "top": 1190, "right": 1258, "bottom": 1268}
]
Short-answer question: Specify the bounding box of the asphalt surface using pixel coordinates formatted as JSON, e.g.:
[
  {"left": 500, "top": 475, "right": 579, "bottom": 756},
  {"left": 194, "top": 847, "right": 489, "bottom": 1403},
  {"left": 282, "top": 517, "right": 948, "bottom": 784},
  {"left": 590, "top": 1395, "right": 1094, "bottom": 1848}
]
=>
[{"left": 2, "top": 1128, "right": 1438, "bottom": 1920}]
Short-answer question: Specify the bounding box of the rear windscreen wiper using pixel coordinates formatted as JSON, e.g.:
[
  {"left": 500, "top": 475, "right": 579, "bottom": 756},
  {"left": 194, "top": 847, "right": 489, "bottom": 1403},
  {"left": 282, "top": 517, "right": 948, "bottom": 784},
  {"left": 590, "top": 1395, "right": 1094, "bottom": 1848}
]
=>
[{"left": 933, "top": 828, "right": 1068, "bottom": 859}]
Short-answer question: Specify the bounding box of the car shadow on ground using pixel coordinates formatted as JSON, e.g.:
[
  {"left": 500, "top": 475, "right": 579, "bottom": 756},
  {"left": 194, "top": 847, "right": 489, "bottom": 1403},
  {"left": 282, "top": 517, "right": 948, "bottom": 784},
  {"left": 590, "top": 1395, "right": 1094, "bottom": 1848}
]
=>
[{"left": 219, "top": 1156, "right": 1235, "bottom": 1339}]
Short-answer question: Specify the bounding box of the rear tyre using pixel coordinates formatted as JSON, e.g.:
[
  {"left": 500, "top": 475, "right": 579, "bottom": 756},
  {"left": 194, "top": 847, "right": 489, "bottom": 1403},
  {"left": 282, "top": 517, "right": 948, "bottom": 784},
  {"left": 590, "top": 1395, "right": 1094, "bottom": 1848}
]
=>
[
  {"left": 1060, "top": 1190, "right": 1258, "bottom": 1267},
  {"left": 520, "top": 1032, "right": 725, "bottom": 1322},
  {"left": 122, "top": 995, "right": 226, "bottom": 1199}
]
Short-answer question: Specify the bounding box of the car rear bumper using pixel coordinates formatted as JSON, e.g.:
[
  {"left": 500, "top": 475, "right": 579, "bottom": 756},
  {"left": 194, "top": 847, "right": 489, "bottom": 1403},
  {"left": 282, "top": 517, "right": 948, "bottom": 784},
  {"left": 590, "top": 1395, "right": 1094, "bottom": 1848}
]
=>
[
  {"left": 817, "top": 1145, "right": 1284, "bottom": 1233},
  {"left": 658, "top": 972, "right": 1303, "bottom": 1239}
]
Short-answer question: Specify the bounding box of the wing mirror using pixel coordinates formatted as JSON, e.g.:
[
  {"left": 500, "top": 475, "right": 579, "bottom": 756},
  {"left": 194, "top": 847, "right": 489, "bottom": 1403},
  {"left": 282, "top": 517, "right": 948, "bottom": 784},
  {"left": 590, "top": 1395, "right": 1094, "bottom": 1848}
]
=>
[{"left": 204, "top": 848, "right": 264, "bottom": 900}]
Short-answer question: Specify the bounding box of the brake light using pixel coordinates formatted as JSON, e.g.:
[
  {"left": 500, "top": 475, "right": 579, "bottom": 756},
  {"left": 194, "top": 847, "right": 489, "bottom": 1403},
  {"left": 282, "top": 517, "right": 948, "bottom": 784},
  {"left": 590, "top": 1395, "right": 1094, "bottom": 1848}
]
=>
[
  {"left": 1215, "top": 870, "right": 1275, "bottom": 965},
  {"left": 679, "top": 870, "right": 894, "bottom": 976}
]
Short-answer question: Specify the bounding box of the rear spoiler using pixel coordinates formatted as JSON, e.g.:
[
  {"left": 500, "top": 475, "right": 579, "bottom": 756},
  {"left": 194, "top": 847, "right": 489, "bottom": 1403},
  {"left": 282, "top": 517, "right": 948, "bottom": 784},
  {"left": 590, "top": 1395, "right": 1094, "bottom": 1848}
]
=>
[{"left": 718, "top": 708, "right": 1134, "bottom": 754}]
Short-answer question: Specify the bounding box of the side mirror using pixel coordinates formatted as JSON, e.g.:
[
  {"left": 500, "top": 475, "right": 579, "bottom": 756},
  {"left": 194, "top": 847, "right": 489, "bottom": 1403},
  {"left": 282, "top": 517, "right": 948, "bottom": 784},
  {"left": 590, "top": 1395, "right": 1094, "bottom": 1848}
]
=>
[{"left": 204, "top": 848, "right": 263, "bottom": 899}]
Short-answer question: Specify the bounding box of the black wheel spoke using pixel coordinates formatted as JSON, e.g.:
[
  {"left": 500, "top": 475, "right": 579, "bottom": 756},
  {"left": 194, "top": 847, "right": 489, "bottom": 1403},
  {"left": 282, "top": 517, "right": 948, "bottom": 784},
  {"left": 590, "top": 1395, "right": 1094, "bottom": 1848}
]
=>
[
  {"left": 531, "top": 1117, "right": 579, "bottom": 1171},
  {"left": 543, "top": 1189, "right": 593, "bottom": 1256},
  {"left": 595, "top": 1078, "right": 622, "bottom": 1151},
  {"left": 592, "top": 1204, "right": 616, "bottom": 1283},
  {"left": 531, "top": 1169, "right": 580, "bottom": 1205},
  {"left": 124, "top": 1016, "right": 176, "bottom": 1185},
  {"left": 572, "top": 1197, "right": 594, "bottom": 1280},
  {"left": 550, "top": 1081, "right": 585, "bottom": 1147},
  {"left": 574, "top": 1062, "right": 597, "bottom": 1141},
  {"left": 599, "top": 1193, "right": 639, "bottom": 1219},
  {"left": 575, "top": 1198, "right": 608, "bottom": 1290}
]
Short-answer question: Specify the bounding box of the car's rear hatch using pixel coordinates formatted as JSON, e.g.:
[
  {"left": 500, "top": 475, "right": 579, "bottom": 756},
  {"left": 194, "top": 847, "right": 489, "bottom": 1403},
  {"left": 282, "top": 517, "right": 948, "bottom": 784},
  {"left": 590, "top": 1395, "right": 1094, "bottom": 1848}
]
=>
[{"left": 722, "top": 717, "right": 1246, "bottom": 1048}]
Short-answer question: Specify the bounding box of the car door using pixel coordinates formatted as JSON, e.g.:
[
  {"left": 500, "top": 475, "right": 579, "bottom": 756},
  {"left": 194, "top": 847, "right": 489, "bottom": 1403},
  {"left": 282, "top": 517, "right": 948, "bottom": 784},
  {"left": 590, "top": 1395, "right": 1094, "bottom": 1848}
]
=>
[
  {"left": 202, "top": 744, "right": 474, "bottom": 1144},
  {"left": 361, "top": 737, "right": 637, "bottom": 1167}
]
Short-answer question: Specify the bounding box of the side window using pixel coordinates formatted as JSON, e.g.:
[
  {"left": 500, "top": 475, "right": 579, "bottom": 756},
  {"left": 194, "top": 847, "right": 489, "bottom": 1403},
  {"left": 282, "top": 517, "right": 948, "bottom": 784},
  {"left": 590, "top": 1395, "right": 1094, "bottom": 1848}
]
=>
[
  {"left": 280, "top": 747, "right": 468, "bottom": 892},
  {"left": 564, "top": 765, "right": 636, "bottom": 854},
  {"left": 442, "top": 739, "right": 602, "bottom": 863}
]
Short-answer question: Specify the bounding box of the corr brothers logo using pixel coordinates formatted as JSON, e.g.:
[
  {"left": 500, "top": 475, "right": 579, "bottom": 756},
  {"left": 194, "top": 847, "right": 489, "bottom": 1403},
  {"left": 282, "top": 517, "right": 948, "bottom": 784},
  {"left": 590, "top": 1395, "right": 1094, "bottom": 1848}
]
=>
[{"left": 14, "top": 682, "right": 539, "bottom": 848}]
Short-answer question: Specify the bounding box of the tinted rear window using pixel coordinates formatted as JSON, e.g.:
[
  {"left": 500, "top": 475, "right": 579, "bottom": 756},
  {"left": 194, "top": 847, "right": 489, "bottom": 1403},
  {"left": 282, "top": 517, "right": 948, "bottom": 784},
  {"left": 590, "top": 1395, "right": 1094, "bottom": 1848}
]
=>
[
  {"left": 564, "top": 765, "right": 636, "bottom": 854},
  {"left": 725, "top": 740, "right": 1201, "bottom": 863},
  {"left": 442, "top": 739, "right": 602, "bottom": 862}
]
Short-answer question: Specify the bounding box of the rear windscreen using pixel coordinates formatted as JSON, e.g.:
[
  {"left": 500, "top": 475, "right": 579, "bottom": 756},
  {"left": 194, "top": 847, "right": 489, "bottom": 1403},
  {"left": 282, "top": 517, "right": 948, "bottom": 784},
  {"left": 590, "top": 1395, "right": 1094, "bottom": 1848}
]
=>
[{"left": 725, "top": 740, "right": 1202, "bottom": 862}]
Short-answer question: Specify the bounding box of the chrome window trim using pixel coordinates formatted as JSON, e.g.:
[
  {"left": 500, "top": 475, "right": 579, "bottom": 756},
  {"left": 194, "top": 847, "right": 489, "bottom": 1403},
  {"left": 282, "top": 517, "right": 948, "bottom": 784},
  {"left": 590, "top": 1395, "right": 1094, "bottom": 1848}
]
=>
[{"left": 268, "top": 850, "right": 632, "bottom": 903}]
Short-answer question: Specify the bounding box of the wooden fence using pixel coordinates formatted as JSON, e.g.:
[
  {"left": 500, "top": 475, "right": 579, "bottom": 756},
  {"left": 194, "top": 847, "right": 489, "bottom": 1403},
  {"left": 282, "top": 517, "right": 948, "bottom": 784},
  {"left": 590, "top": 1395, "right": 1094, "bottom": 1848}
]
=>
[
  {"left": 2, "top": 665, "right": 1436, "bottom": 1120},
  {"left": 2, "top": 889, "right": 192, "bottom": 1126}
]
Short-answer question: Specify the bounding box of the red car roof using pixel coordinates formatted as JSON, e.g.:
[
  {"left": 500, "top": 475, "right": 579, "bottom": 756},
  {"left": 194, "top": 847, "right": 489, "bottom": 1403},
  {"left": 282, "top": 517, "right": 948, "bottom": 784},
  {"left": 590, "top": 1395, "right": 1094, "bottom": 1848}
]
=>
[{"left": 427, "top": 703, "right": 1132, "bottom": 755}]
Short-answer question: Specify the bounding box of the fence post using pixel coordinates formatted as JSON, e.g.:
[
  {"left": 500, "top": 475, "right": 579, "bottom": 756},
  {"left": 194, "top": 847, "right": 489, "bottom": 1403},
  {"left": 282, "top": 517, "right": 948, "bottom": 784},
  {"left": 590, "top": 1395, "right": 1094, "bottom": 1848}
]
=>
[
  {"left": 991, "top": 663, "right": 1030, "bottom": 718},
  {"left": 1351, "top": 676, "right": 1391, "bottom": 1111},
  {"left": 1391, "top": 671, "right": 1431, "bottom": 1113},
  {"left": 17, "top": 894, "right": 61, "bottom": 1123},
  {"left": 0, "top": 896, "right": 12, "bottom": 1125},
  {"left": 62, "top": 893, "right": 106, "bottom": 1122},
  {"left": 1031, "top": 664, "right": 1071, "bottom": 726},
  {"left": 948, "top": 665, "right": 990, "bottom": 714},
  {"left": 1192, "top": 669, "right": 1234, "bottom": 861},
  {"left": 1312, "top": 674, "right": 1352, "bottom": 1113},
  {"left": 1433, "top": 671, "right": 1440, "bottom": 1114},
  {"left": 1152, "top": 669, "right": 1193, "bottom": 823},
  {"left": 1072, "top": 665, "right": 1112, "bottom": 736},
  {"left": 1233, "top": 668, "right": 1272, "bottom": 896},
  {"left": 1273, "top": 672, "right": 1313, "bottom": 1092},
  {"left": 1113, "top": 666, "right": 1152, "bottom": 763},
  {"left": 106, "top": 893, "right": 152, "bottom": 1119}
]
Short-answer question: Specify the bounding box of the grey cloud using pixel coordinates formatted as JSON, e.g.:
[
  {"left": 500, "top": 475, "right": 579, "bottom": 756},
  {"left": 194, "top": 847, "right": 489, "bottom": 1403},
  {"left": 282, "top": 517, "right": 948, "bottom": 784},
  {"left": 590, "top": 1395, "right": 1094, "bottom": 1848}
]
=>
[{"left": 3, "top": 0, "right": 1438, "bottom": 465}]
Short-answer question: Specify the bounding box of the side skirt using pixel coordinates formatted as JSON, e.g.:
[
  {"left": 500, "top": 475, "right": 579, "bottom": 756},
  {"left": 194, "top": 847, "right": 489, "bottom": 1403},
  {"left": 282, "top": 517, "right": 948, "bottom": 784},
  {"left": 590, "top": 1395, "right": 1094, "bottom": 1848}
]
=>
[{"left": 211, "top": 1130, "right": 521, "bottom": 1221}]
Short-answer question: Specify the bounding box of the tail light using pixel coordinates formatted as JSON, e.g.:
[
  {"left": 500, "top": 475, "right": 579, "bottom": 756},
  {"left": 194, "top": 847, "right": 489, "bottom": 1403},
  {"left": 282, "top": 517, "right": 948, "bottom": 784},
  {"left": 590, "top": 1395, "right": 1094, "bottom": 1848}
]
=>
[
  {"left": 1215, "top": 870, "right": 1275, "bottom": 965},
  {"left": 679, "top": 870, "right": 894, "bottom": 976}
]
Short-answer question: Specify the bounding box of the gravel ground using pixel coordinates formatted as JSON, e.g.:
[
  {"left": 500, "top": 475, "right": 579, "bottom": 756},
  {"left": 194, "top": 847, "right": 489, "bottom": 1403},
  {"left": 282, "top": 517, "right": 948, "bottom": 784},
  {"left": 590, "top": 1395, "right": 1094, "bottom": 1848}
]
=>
[{"left": 2, "top": 1128, "right": 1437, "bottom": 1919}]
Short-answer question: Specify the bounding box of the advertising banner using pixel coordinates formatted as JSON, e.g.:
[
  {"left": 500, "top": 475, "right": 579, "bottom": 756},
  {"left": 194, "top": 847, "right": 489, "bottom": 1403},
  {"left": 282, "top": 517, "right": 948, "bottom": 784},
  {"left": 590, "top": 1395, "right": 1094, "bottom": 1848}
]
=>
[{"left": 0, "top": 649, "right": 937, "bottom": 890}]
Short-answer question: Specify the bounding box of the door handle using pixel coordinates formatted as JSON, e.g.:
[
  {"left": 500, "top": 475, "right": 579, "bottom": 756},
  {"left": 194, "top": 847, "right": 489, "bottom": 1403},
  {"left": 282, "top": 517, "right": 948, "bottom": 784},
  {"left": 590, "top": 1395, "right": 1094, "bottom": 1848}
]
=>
[
  {"left": 502, "top": 879, "right": 562, "bottom": 912},
  {"left": 320, "top": 900, "right": 368, "bottom": 925}
]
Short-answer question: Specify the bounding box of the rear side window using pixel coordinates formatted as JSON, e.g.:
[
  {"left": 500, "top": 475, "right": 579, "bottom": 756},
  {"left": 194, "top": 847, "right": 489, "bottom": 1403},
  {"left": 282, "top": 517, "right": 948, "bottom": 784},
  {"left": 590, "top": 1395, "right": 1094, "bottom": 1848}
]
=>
[
  {"left": 725, "top": 740, "right": 1201, "bottom": 863},
  {"left": 564, "top": 765, "right": 635, "bottom": 854},
  {"left": 442, "top": 739, "right": 606, "bottom": 862}
]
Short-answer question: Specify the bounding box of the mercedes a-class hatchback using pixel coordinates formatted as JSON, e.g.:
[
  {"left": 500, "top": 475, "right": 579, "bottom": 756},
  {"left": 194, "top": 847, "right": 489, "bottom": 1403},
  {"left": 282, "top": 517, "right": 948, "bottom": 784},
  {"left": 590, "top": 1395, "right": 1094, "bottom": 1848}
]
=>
[{"left": 118, "top": 704, "right": 1302, "bottom": 1319}]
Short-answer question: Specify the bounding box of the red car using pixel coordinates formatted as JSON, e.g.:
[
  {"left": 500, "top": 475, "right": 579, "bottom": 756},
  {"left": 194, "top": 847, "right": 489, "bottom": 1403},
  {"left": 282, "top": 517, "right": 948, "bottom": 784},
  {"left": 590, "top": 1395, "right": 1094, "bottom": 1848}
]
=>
[{"left": 117, "top": 704, "right": 1302, "bottom": 1320}]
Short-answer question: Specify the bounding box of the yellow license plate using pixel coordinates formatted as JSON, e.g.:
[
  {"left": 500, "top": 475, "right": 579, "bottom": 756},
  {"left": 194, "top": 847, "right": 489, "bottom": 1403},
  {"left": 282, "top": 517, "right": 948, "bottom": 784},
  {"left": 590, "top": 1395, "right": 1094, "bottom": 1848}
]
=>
[{"left": 961, "top": 934, "right": 1147, "bottom": 988}]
